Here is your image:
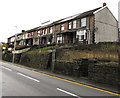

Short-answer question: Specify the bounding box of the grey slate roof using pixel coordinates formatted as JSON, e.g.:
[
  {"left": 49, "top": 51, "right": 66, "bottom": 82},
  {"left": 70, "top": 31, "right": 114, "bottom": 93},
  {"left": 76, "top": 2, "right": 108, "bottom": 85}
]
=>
[
  {"left": 51, "top": 7, "right": 102, "bottom": 25},
  {"left": 74, "top": 7, "right": 102, "bottom": 19}
]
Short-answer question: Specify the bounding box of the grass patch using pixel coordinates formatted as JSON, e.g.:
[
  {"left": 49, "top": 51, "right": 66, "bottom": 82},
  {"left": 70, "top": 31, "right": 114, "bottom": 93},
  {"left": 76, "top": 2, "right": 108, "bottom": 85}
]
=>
[
  {"left": 28, "top": 46, "right": 56, "bottom": 53},
  {"left": 96, "top": 61, "right": 119, "bottom": 66}
]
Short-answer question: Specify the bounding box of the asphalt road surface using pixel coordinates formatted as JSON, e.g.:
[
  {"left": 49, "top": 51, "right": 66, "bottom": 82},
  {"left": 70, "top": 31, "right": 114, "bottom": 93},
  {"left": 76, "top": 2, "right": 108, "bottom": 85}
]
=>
[{"left": 1, "top": 61, "right": 119, "bottom": 97}]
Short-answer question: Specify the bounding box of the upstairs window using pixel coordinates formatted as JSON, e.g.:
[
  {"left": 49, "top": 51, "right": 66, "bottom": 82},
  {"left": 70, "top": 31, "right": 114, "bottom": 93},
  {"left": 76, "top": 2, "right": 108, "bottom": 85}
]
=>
[
  {"left": 73, "top": 20, "right": 76, "bottom": 28},
  {"left": 38, "top": 31, "right": 40, "bottom": 36},
  {"left": 31, "top": 32, "right": 34, "bottom": 36},
  {"left": 68, "top": 22, "right": 72, "bottom": 29},
  {"left": 45, "top": 28, "right": 48, "bottom": 34},
  {"left": 61, "top": 24, "right": 64, "bottom": 31},
  {"left": 50, "top": 27, "right": 53, "bottom": 33},
  {"left": 42, "top": 29, "right": 45, "bottom": 35},
  {"left": 81, "top": 18, "right": 86, "bottom": 27}
]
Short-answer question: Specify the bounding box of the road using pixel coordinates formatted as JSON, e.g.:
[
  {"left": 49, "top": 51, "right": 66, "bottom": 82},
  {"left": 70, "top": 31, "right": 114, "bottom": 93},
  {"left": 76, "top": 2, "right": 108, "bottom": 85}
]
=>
[{"left": 1, "top": 61, "right": 119, "bottom": 97}]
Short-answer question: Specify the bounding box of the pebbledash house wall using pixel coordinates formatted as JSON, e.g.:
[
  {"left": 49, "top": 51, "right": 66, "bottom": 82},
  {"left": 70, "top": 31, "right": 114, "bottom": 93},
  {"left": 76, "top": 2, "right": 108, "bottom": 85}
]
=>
[{"left": 94, "top": 7, "right": 119, "bottom": 43}]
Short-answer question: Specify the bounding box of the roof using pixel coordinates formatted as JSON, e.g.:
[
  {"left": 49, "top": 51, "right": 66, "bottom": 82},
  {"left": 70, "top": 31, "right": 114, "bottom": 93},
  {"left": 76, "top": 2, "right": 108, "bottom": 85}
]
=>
[
  {"left": 26, "top": 26, "right": 41, "bottom": 32},
  {"left": 52, "top": 7, "right": 102, "bottom": 25},
  {"left": 52, "top": 13, "right": 81, "bottom": 24},
  {"left": 93, "top": 6, "right": 106, "bottom": 14},
  {"left": 74, "top": 7, "right": 102, "bottom": 19},
  {"left": 7, "top": 7, "right": 102, "bottom": 39}
]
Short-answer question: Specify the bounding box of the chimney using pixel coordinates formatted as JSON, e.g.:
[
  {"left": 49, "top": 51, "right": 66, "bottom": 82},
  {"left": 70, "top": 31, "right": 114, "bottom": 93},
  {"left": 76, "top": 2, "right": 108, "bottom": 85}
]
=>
[
  {"left": 103, "top": 2, "right": 106, "bottom": 7},
  {"left": 22, "top": 30, "right": 25, "bottom": 32}
]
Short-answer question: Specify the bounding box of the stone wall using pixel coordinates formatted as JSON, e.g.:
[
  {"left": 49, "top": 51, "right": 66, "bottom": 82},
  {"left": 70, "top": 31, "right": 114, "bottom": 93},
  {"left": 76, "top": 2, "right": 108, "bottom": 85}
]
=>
[
  {"left": 54, "top": 59, "right": 89, "bottom": 77},
  {"left": 19, "top": 52, "right": 52, "bottom": 70},
  {"left": 2, "top": 53, "right": 13, "bottom": 62},
  {"left": 2, "top": 52, "right": 52, "bottom": 70},
  {"left": 2, "top": 47, "right": 119, "bottom": 89},
  {"left": 88, "top": 64, "right": 119, "bottom": 87}
]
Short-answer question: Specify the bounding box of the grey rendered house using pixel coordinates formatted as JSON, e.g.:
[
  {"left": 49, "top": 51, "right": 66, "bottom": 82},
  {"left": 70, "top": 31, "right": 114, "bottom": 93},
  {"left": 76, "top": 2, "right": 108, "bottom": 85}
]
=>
[{"left": 94, "top": 6, "right": 118, "bottom": 43}]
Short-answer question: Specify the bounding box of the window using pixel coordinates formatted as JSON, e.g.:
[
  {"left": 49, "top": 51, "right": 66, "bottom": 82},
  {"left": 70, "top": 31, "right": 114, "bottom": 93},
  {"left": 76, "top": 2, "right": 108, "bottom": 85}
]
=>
[
  {"left": 31, "top": 32, "right": 34, "bottom": 36},
  {"left": 42, "top": 29, "right": 45, "bottom": 35},
  {"left": 25, "top": 33, "right": 28, "bottom": 39},
  {"left": 50, "top": 27, "right": 53, "bottom": 33},
  {"left": 76, "top": 30, "right": 87, "bottom": 41},
  {"left": 45, "top": 28, "right": 47, "bottom": 34},
  {"left": 11, "top": 37, "right": 15, "bottom": 42},
  {"left": 38, "top": 31, "right": 40, "bottom": 36},
  {"left": 81, "top": 18, "right": 86, "bottom": 27},
  {"left": 73, "top": 20, "right": 76, "bottom": 28},
  {"left": 57, "top": 34, "right": 64, "bottom": 43},
  {"left": 61, "top": 24, "right": 64, "bottom": 31},
  {"left": 68, "top": 22, "right": 72, "bottom": 29}
]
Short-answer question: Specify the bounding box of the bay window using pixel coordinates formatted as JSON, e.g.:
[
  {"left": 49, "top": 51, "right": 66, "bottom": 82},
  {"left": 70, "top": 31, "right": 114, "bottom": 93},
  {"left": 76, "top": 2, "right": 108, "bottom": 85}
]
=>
[
  {"left": 76, "top": 30, "right": 87, "bottom": 41},
  {"left": 57, "top": 34, "right": 64, "bottom": 43}
]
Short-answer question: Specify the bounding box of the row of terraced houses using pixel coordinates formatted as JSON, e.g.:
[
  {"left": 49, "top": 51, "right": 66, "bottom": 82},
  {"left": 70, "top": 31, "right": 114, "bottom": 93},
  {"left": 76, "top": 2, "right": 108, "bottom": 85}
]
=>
[{"left": 7, "top": 6, "right": 119, "bottom": 49}]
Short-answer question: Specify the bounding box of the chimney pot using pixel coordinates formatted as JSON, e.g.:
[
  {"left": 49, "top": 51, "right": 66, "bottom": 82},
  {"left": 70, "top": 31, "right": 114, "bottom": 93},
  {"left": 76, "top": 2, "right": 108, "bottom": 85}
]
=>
[{"left": 103, "top": 3, "right": 106, "bottom": 7}]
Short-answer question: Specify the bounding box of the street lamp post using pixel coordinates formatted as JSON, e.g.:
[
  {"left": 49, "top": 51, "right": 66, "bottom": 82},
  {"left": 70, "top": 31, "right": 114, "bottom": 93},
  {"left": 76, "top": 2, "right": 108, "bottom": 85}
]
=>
[{"left": 12, "top": 26, "right": 17, "bottom": 63}]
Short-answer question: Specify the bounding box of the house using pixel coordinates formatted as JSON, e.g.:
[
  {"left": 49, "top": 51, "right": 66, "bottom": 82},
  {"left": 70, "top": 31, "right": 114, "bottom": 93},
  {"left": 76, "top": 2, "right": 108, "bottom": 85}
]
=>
[{"left": 7, "top": 5, "right": 119, "bottom": 48}]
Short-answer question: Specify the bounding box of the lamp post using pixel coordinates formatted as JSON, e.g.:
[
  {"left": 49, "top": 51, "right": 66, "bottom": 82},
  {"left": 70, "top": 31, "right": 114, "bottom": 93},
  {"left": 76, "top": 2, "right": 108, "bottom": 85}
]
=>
[{"left": 12, "top": 26, "right": 17, "bottom": 63}]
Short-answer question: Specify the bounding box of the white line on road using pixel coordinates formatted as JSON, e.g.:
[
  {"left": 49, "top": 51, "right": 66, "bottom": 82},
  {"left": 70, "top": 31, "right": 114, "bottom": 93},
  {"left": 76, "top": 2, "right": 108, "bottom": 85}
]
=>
[
  {"left": 1, "top": 66, "right": 12, "bottom": 71},
  {"left": 17, "top": 72, "right": 40, "bottom": 83},
  {"left": 57, "top": 88, "right": 80, "bottom": 98}
]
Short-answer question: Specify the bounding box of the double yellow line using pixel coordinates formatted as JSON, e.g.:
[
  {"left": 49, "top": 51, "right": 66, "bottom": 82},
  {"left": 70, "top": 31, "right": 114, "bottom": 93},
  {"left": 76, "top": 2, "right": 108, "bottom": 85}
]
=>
[{"left": 10, "top": 64, "right": 120, "bottom": 96}]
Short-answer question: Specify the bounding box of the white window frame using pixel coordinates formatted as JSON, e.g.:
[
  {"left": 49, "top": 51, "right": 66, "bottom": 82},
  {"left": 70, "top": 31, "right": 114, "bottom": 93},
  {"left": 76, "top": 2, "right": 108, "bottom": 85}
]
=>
[
  {"left": 61, "top": 24, "right": 64, "bottom": 31},
  {"left": 50, "top": 27, "right": 53, "bottom": 33},
  {"left": 76, "top": 30, "right": 86, "bottom": 41},
  {"left": 38, "top": 31, "right": 40, "bottom": 36},
  {"left": 11, "top": 37, "right": 15, "bottom": 42},
  {"left": 26, "top": 33, "right": 28, "bottom": 39},
  {"left": 31, "top": 32, "right": 34, "bottom": 36},
  {"left": 57, "top": 34, "right": 64, "bottom": 43},
  {"left": 68, "top": 22, "right": 72, "bottom": 29},
  {"left": 81, "top": 18, "right": 86, "bottom": 27},
  {"left": 42, "top": 30, "right": 45, "bottom": 35},
  {"left": 73, "top": 20, "right": 76, "bottom": 28},
  {"left": 45, "top": 28, "right": 48, "bottom": 34}
]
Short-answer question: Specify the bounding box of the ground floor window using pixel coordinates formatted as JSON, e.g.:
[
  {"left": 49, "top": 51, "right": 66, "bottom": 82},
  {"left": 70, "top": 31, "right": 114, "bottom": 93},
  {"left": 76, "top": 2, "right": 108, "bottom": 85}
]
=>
[
  {"left": 47, "top": 35, "right": 53, "bottom": 44},
  {"left": 76, "top": 30, "right": 87, "bottom": 41},
  {"left": 57, "top": 34, "right": 64, "bottom": 43}
]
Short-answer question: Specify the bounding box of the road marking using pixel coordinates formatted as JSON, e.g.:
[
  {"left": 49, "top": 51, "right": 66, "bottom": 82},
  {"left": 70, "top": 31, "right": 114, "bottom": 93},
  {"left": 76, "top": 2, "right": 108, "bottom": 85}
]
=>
[
  {"left": 6, "top": 63, "right": 120, "bottom": 96},
  {"left": 17, "top": 72, "right": 40, "bottom": 83},
  {"left": 57, "top": 88, "right": 80, "bottom": 97},
  {"left": 2, "top": 66, "right": 12, "bottom": 71}
]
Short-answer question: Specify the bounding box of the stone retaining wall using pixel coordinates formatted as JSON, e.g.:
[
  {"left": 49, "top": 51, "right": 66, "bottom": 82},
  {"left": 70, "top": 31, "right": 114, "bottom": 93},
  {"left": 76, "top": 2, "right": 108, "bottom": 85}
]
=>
[
  {"left": 19, "top": 52, "right": 52, "bottom": 70},
  {"left": 2, "top": 51, "right": 119, "bottom": 90},
  {"left": 88, "top": 64, "right": 119, "bottom": 87}
]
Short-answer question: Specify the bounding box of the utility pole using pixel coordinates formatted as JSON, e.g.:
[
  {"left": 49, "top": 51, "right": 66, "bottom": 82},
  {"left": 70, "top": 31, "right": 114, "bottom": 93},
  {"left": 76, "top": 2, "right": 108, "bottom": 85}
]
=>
[{"left": 12, "top": 26, "right": 17, "bottom": 63}]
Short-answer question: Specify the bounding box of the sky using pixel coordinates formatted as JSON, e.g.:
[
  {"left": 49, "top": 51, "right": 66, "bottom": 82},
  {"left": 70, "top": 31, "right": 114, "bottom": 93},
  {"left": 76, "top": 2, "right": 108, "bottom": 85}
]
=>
[{"left": 0, "top": 0, "right": 119, "bottom": 42}]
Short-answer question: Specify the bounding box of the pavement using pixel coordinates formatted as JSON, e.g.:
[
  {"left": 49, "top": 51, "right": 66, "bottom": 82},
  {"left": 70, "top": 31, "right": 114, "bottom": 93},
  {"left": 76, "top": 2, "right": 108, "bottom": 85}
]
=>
[{"left": 1, "top": 60, "right": 120, "bottom": 97}]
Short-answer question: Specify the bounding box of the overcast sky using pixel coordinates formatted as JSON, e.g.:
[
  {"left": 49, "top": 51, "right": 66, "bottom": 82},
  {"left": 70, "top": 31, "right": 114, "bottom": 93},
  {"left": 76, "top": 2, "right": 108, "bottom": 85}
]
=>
[{"left": 0, "top": 0, "right": 119, "bottom": 42}]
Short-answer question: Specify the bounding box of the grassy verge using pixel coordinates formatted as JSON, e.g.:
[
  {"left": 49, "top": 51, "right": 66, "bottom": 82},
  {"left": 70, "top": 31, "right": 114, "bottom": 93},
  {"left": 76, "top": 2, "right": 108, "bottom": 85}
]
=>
[{"left": 28, "top": 46, "right": 56, "bottom": 53}]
